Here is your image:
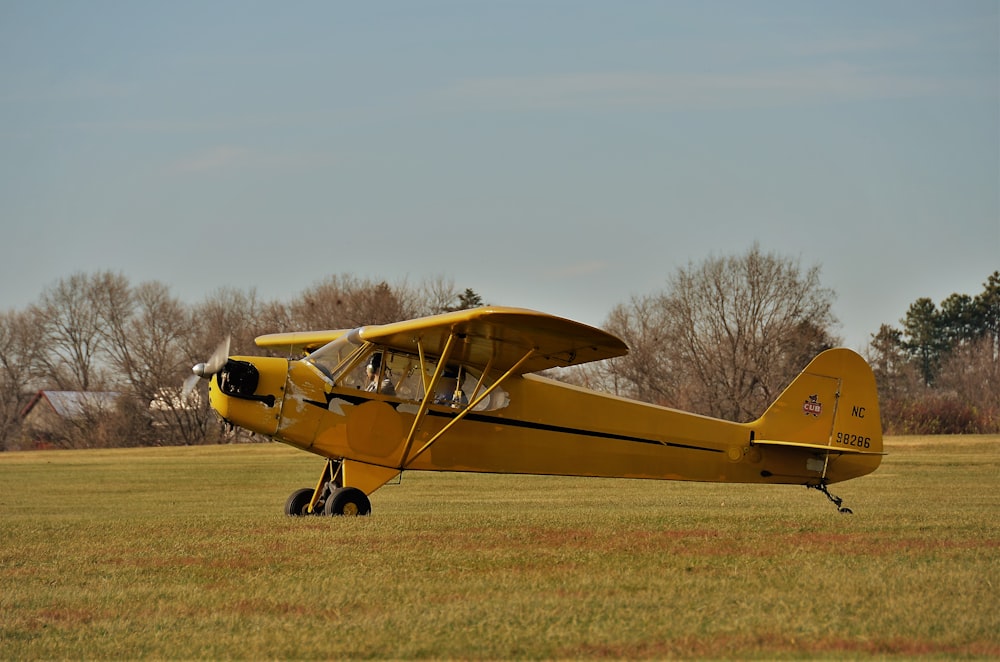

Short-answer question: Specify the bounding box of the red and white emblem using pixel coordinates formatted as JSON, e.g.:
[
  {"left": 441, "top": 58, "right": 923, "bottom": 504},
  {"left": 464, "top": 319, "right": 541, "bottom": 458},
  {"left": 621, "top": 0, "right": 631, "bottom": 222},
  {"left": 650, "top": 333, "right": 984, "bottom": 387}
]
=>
[{"left": 803, "top": 395, "right": 822, "bottom": 417}]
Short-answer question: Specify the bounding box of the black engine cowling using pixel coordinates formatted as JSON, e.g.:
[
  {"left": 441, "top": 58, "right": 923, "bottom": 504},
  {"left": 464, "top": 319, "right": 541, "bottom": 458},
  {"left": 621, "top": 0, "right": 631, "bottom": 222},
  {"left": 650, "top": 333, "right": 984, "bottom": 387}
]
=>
[
  {"left": 217, "top": 360, "right": 259, "bottom": 397},
  {"left": 216, "top": 360, "right": 274, "bottom": 406}
]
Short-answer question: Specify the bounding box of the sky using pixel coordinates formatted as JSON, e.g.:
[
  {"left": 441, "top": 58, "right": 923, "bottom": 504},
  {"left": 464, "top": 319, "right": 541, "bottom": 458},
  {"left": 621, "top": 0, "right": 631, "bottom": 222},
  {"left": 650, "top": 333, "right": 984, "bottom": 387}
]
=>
[{"left": 1, "top": 1, "right": 997, "bottom": 350}]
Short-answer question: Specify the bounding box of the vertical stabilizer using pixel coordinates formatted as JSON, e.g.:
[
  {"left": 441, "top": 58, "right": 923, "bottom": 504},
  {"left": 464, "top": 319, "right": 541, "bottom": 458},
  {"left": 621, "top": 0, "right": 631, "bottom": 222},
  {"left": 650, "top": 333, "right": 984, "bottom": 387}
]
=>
[{"left": 752, "top": 348, "right": 883, "bottom": 483}]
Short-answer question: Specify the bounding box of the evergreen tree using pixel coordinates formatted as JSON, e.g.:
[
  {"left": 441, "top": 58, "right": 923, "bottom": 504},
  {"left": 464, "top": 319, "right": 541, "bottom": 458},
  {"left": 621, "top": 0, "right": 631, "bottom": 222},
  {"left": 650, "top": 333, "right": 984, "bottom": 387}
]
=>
[
  {"left": 901, "top": 297, "right": 946, "bottom": 386},
  {"left": 869, "top": 324, "right": 905, "bottom": 399},
  {"left": 444, "top": 289, "right": 485, "bottom": 312},
  {"left": 939, "top": 293, "right": 978, "bottom": 346},
  {"left": 975, "top": 271, "right": 1000, "bottom": 358}
]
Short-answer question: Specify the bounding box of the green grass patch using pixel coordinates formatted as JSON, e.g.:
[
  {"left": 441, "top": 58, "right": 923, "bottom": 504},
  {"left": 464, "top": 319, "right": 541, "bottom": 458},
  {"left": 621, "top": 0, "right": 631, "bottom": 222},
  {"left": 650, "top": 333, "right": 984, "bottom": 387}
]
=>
[{"left": 2, "top": 437, "right": 998, "bottom": 659}]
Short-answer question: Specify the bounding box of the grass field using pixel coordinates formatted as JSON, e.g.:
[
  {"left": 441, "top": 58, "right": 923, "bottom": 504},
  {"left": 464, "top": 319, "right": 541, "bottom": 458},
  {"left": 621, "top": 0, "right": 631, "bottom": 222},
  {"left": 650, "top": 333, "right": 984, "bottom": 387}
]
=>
[{"left": 1, "top": 436, "right": 998, "bottom": 660}]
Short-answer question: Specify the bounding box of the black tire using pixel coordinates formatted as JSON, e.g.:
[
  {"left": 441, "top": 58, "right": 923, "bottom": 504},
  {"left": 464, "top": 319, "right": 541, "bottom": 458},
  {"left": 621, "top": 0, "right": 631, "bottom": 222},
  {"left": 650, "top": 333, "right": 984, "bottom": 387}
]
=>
[
  {"left": 324, "top": 487, "right": 371, "bottom": 516},
  {"left": 284, "top": 487, "right": 315, "bottom": 516}
]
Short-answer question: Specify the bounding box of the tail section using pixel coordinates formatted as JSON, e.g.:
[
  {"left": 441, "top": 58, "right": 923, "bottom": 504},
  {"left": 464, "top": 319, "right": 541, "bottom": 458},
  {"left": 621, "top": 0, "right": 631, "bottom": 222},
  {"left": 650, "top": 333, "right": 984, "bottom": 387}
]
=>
[{"left": 750, "top": 348, "right": 883, "bottom": 484}]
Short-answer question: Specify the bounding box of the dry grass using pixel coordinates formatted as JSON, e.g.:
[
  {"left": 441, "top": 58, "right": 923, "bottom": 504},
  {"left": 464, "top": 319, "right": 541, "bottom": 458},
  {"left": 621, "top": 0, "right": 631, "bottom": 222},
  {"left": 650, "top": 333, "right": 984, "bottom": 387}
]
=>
[{"left": 1, "top": 436, "right": 998, "bottom": 659}]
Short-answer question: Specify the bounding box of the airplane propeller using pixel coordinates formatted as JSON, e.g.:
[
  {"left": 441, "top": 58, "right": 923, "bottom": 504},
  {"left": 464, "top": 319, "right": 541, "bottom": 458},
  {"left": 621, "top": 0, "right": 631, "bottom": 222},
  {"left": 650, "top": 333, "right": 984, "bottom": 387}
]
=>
[{"left": 183, "top": 335, "right": 231, "bottom": 400}]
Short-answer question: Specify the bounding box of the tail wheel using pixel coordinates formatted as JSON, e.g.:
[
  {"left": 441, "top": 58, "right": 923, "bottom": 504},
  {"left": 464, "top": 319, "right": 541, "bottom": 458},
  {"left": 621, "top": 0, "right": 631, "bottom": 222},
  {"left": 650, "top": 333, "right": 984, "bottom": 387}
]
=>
[
  {"left": 324, "top": 487, "right": 372, "bottom": 516},
  {"left": 284, "top": 487, "right": 316, "bottom": 516}
]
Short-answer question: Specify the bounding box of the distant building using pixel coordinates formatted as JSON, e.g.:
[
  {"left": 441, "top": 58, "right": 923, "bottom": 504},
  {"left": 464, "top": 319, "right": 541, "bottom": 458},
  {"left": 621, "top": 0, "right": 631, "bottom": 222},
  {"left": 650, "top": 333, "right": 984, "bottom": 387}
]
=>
[
  {"left": 19, "top": 390, "right": 121, "bottom": 449},
  {"left": 149, "top": 386, "right": 201, "bottom": 412}
]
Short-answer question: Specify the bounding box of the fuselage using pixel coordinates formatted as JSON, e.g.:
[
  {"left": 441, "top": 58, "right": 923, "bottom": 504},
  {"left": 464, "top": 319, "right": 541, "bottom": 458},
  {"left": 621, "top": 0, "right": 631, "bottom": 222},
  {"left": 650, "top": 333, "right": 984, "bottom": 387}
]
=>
[{"left": 209, "top": 347, "right": 882, "bottom": 489}]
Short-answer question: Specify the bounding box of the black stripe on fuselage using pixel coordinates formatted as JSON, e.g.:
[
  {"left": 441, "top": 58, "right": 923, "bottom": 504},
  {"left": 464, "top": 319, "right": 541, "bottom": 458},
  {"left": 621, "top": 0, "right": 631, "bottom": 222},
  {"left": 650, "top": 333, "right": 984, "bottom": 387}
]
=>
[
  {"left": 302, "top": 394, "right": 721, "bottom": 454},
  {"left": 424, "top": 408, "right": 724, "bottom": 454}
]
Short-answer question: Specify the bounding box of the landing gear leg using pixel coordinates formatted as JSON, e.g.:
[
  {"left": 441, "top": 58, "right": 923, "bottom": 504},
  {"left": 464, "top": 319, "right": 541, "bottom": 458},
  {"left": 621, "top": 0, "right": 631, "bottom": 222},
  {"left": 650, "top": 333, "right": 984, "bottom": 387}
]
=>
[{"left": 808, "top": 482, "right": 853, "bottom": 514}]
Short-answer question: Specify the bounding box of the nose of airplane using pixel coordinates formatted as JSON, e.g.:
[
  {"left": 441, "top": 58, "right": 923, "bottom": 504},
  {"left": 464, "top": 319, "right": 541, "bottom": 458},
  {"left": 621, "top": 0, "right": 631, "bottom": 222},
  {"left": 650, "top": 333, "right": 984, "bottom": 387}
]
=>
[{"left": 208, "top": 356, "right": 288, "bottom": 436}]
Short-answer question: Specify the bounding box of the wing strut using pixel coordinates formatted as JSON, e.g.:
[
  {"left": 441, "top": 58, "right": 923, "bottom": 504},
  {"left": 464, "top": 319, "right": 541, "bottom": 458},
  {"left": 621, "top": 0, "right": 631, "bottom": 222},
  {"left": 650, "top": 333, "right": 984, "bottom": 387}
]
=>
[
  {"left": 402, "top": 348, "right": 535, "bottom": 468},
  {"left": 396, "top": 333, "right": 458, "bottom": 469}
]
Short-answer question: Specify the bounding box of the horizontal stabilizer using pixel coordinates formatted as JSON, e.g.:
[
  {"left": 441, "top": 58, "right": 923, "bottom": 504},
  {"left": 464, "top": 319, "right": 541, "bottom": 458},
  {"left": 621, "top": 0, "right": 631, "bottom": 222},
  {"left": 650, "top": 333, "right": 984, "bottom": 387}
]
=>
[{"left": 752, "top": 438, "right": 887, "bottom": 456}]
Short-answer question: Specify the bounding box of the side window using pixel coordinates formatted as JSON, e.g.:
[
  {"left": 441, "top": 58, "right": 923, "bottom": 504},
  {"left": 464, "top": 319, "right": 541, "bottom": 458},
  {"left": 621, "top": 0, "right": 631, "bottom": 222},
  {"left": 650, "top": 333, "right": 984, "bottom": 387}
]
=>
[
  {"left": 426, "top": 361, "right": 509, "bottom": 411},
  {"left": 337, "top": 350, "right": 375, "bottom": 391},
  {"left": 338, "top": 350, "right": 400, "bottom": 395},
  {"left": 466, "top": 372, "right": 510, "bottom": 411},
  {"left": 334, "top": 347, "right": 509, "bottom": 411},
  {"left": 385, "top": 352, "right": 421, "bottom": 400}
]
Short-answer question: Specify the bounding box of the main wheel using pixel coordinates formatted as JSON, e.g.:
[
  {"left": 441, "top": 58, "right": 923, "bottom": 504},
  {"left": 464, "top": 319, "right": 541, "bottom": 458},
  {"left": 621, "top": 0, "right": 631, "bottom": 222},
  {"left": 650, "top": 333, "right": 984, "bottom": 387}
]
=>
[
  {"left": 324, "top": 487, "right": 371, "bottom": 516},
  {"left": 284, "top": 487, "right": 315, "bottom": 516}
]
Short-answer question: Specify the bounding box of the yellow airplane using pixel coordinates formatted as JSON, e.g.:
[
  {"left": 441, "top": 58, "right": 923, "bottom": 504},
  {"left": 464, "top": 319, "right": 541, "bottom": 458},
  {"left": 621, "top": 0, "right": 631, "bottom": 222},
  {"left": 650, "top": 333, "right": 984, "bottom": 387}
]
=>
[{"left": 193, "top": 307, "right": 883, "bottom": 516}]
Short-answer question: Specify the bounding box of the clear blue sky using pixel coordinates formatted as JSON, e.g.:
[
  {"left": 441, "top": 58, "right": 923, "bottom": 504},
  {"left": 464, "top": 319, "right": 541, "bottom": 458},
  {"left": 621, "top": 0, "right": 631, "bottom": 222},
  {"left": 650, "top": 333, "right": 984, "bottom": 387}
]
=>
[{"left": 1, "top": 1, "right": 997, "bottom": 349}]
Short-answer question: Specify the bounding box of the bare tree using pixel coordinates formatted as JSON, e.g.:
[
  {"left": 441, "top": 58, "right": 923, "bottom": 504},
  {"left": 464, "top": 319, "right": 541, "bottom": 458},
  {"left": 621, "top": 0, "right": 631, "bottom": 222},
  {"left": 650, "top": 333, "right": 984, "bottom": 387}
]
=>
[
  {"left": 54, "top": 393, "right": 124, "bottom": 449},
  {"left": 97, "top": 280, "right": 198, "bottom": 445},
  {"left": 286, "top": 274, "right": 363, "bottom": 330},
  {"left": 173, "top": 287, "right": 269, "bottom": 444},
  {"left": 935, "top": 335, "right": 1000, "bottom": 432},
  {"left": 0, "top": 310, "right": 46, "bottom": 449},
  {"left": 254, "top": 299, "right": 295, "bottom": 338},
  {"left": 414, "top": 275, "right": 461, "bottom": 316},
  {"left": 603, "top": 245, "right": 838, "bottom": 421},
  {"left": 667, "top": 246, "right": 838, "bottom": 420},
  {"left": 601, "top": 294, "right": 679, "bottom": 404},
  {"left": 353, "top": 280, "right": 416, "bottom": 325},
  {"left": 287, "top": 275, "right": 417, "bottom": 330},
  {"left": 91, "top": 272, "right": 136, "bottom": 387},
  {"left": 33, "top": 272, "right": 121, "bottom": 390},
  {"left": 189, "top": 287, "right": 263, "bottom": 358}
]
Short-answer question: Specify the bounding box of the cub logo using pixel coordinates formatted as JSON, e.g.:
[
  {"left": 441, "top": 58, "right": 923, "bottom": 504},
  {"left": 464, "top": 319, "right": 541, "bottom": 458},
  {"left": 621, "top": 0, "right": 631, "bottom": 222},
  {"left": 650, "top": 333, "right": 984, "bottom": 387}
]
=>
[{"left": 803, "top": 394, "right": 822, "bottom": 417}]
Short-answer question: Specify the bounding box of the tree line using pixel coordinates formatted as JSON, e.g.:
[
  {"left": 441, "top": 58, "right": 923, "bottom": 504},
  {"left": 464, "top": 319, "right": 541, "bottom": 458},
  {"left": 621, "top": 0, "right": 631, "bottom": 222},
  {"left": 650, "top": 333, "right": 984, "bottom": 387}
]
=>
[
  {"left": 868, "top": 272, "right": 999, "bottom": 434},
  {"left": 1, "top": 250, "right": 996, "bottom": 450},
  {"left": 587, "top": 257, "right": 997, "bottom": 435},
  {"left": 0, "top": 273, "right": 484, "bottom": 450}
]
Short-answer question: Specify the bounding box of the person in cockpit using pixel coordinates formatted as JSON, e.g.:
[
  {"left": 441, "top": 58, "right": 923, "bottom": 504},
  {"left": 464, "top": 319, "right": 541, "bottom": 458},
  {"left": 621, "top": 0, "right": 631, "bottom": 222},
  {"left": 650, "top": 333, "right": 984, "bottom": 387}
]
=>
[
  {"left": 365, "top": 353, "right": 395, "bottom": 396},
  {"left": 434, "top": 366, "right": 467, "bottom": 407}
]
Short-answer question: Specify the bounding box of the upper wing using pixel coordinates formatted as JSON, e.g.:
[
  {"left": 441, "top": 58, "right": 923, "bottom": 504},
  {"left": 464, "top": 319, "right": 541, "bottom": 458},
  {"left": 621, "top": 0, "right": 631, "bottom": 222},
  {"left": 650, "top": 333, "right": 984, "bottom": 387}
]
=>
[
  {"left": 358, "top": 307, "right": 628, "bottom": 375},
  {"left": 255, "top": 330, "right": 350, "bottom": 356}
]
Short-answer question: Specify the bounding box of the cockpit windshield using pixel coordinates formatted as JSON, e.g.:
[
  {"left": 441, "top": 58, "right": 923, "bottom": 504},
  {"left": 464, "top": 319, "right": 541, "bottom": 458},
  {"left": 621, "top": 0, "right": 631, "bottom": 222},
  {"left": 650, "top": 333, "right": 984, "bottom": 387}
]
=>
[{"left": 304, "top": 335, "right": 363, "bottom": 380}]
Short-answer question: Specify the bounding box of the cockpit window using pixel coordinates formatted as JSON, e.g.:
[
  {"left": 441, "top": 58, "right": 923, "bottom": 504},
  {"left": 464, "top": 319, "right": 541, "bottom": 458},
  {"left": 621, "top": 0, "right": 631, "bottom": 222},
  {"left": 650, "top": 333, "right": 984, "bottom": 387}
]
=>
[
  {"left": 303, "top": 340, "right": 509, "bottom": 411},
  {"left": 386, "top": 352, "right": 510, "bottom": 411},
  {"left": 339, "top": 349, "right": 403, "bottom": 396}
]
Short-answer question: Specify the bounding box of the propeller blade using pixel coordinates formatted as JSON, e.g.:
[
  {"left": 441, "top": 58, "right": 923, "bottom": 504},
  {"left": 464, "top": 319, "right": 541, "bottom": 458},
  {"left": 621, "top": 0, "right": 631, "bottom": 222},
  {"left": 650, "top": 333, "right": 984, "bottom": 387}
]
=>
[
  {"left": 191, "top": 335, "right": 231, "bottom": 379},
  {"left": 181, "top": 374, "right": 200, "bottom": 400},
  {"left": 204, "top": 335, "right": 231, "bottom": 375}
]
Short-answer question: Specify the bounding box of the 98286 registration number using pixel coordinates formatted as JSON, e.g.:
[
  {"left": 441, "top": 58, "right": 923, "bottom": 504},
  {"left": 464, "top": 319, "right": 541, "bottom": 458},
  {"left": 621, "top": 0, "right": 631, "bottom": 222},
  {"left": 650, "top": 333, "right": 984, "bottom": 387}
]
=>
[{"left": 835, "top": 432, "right": 871, "bottom": 449}]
